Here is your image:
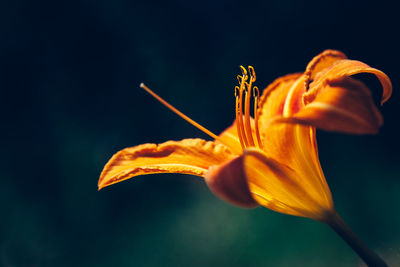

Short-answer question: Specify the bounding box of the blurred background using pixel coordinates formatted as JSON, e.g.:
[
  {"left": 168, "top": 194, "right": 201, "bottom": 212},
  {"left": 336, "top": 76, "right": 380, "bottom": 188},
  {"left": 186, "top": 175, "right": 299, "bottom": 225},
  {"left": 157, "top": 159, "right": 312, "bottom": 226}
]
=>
[{"left": 1, "top": 0, "right": 399, "bottom": 266}]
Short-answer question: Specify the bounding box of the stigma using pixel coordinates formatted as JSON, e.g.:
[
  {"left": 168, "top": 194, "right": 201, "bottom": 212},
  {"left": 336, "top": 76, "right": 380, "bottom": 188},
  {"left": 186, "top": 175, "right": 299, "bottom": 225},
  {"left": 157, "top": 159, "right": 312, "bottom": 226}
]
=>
[{"left": 235, "top": 66, "right": 263, "bottom": 150}]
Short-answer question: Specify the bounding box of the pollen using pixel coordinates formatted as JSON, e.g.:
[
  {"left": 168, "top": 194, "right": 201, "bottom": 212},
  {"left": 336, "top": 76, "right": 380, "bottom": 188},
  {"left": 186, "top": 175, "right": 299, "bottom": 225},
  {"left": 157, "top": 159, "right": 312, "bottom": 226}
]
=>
[{"left": 235, "top": 66, "right": 263, "bottom": 150}]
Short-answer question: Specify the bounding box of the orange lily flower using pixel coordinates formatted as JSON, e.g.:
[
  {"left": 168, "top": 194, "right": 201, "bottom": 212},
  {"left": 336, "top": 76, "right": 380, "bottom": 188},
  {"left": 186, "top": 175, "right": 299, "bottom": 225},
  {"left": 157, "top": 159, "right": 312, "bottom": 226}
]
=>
[{"left": 99, "top": 50, "right": 392, "bottom": 266}]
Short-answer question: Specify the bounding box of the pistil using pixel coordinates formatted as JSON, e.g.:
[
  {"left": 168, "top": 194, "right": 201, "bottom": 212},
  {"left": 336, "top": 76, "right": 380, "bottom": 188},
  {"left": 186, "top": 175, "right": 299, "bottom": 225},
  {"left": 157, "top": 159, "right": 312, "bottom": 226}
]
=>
[{"left": 140, "top": 83, "right": 237, "bottom": 152}]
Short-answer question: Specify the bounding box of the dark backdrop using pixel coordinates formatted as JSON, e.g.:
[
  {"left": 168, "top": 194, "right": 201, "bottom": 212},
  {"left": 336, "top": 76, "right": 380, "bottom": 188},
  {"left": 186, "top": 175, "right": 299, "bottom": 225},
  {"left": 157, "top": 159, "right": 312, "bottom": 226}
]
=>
[{"left": 1, "top": 0, "right": 399, "bottom": 266}]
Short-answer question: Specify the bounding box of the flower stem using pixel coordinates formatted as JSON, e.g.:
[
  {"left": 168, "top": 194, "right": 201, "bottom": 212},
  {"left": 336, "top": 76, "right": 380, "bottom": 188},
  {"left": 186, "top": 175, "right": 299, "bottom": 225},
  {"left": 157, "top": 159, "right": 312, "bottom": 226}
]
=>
[{"left": 325, "top": 212, "right": 387, "bottom": 267}]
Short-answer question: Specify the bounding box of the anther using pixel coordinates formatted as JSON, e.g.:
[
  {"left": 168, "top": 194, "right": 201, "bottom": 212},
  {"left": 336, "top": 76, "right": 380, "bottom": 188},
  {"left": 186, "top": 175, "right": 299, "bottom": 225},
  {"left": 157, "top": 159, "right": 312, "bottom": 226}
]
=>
[
  {"left": 237, "top": 75, "right": 243, "bottom": 84},
  {"left": 253, "top": 86, "right": 259, "bottom": 98},
  {"left": 234, "top": 86, "right": 240, "bottom": 97},
  {"left": 248, "top": 66, "right": 256, "bottom": 82},
  {"left": 240, "top": 65, "right": 248, "bottom": 76}
]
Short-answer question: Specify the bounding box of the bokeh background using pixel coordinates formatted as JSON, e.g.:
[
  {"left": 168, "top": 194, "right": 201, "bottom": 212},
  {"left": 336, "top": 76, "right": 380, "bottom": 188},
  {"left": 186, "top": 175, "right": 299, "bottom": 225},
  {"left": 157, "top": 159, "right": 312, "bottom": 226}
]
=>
[{"left": 1, "top": 0, "right": 399, "bottom": 266}]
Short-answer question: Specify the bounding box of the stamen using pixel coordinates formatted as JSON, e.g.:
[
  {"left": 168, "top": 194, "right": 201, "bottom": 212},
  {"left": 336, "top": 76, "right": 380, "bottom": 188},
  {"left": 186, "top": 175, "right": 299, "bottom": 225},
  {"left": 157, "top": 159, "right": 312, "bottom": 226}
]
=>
[
  {"left": 140, "top": 83, "right": 233, "bottom": 149},
  {"left": 235, "top": 86, "right": 246, "bottom": 150},
  {"left": 253, "top": 86, "right": 263, "bottom": 148},
  {"left": 236, "top": 68, "right": 250, "bottom": 148},
  {"left": 244, "top": 83, "right": 255, "bottom": 146},
  {"left": 244, "top": 66, "right": 257, "bottom": 147},
  {"left": 234, "top": 66, "right": 263, "bottom": 150}
]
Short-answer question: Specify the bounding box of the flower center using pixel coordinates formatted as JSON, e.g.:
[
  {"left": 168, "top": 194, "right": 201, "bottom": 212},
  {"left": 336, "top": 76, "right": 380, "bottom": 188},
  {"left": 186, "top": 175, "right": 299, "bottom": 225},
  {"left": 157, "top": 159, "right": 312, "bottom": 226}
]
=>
[{"left": 235, "top": 66, "right": 263, "bottom": 150}]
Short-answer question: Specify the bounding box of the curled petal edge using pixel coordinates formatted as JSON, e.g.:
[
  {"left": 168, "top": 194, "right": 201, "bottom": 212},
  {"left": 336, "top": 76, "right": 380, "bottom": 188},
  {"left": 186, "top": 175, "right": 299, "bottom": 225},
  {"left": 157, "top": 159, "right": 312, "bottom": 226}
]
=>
[
  {"left": 305, "top": 59, "right": 392, "bottom": 106},
  {"left": 304, "top": 49, "right": 347, "bottom": 89}
]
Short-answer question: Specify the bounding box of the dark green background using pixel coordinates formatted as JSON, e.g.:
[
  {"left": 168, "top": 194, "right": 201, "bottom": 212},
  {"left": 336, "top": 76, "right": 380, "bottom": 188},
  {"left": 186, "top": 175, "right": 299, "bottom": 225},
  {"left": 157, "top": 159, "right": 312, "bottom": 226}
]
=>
[{"left": 1, "top": 0, "right": 399, "bottom": 266}]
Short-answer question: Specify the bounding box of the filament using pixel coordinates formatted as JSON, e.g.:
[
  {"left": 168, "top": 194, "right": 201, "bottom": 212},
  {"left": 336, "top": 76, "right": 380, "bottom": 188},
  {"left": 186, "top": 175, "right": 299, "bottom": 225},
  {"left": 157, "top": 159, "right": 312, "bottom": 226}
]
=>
[
  {"left": 236, "top": 71, "right": 250, "bottom": 148},
  {"left": 253, "top": 86, "right": 263, "bottom": 148},
  {"left": 235, "top": 86, "right": 246, "bottom": 150},
  {"left": 244, "top": 83, "right": 255, "bottom": 147}
]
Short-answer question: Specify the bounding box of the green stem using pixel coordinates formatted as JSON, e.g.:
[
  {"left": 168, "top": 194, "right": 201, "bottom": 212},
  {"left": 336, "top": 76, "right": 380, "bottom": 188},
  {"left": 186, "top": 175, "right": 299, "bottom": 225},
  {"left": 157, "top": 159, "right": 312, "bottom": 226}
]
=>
[{"left": 325, "top": 212, "right": 387, "bottom": 267}]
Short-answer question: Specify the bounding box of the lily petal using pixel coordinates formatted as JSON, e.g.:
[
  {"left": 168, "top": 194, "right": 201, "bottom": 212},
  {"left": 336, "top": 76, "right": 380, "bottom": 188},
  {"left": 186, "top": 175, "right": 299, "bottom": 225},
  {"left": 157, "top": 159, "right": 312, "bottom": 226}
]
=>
[
  {"left": 305, "top": 58, "right": 392, "bottom": 105},
  {"left": 259, "top": 50, "right": 392, "bottom": 135},
  {"left": 274, "top": 77, "right": 384, "bottom": 134},
  {"left": 99, "top": 138, "right": 235, "bottom": 189},
  {"left": 295, "top": 56, "right": 391, "bottom": 134},
  {"left": 205, "top": 156, "right": 258, "bottom": 208},
  {"left": 258, "top": 73, "right": 303, "bottom": 123},
  {"left": 244, "top": 148, "right": 333, "bottom": 221},
  {"left": 257, "top": 70, "right": 332, "bottom": 201},
  {"left": 304, "top": 49, "right": 347, "bottom": 89},
  {"left": 216, "top": 121, "right": 243, "bottom": 155}
]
